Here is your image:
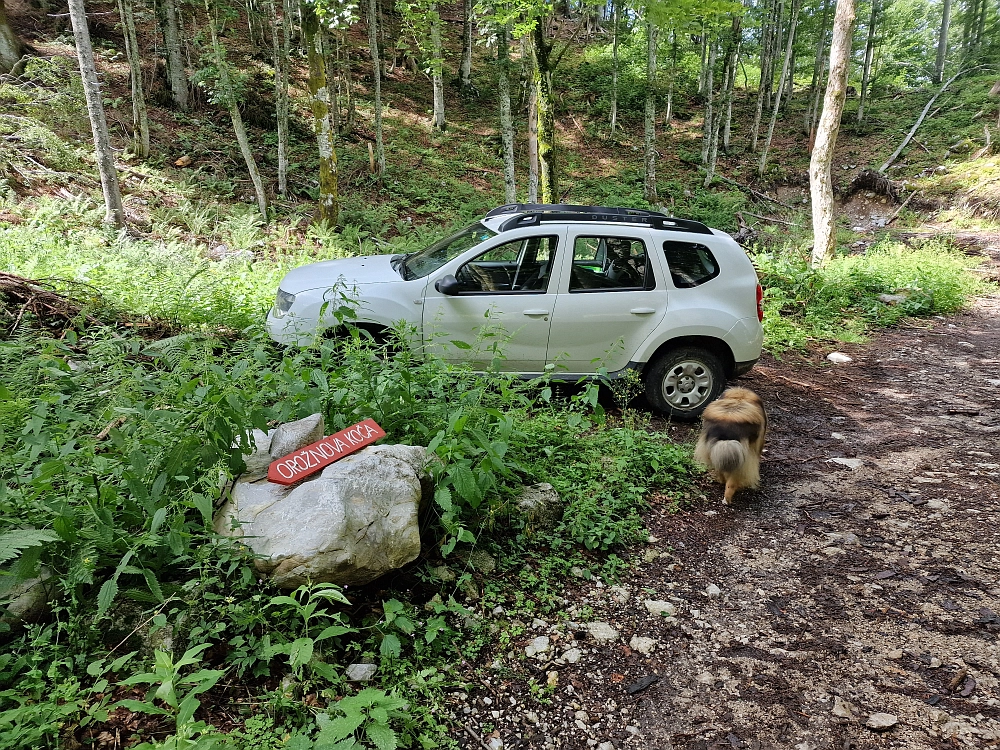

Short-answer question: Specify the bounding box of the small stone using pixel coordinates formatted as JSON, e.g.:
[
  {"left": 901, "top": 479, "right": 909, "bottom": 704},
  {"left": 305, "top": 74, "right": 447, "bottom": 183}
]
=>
[
  {"left": 629, "top": 635, "right": 657, "bottom": 655},
  {"left": 828, "top": 457, "right": 863, "bottom": 470},
  {"left": 562, "top": 647, "right": 582, "bottom": 664},
  {"left": 609, "top": 585, "right": 631, "bottom": 603},
  {"left": 644, "top": 600, "right": 677, "bottom": 618},
  {"left": 929, "top": 657, "right": 942, "bottom": 668},
  {"left": 469, "top": 550, "right": 497, "bottom": 575},
  {"left": 831, "top": 432, "right": 845, "bottom": 440},
  {"left": 866, "top": 713, "right": 898, "bottom": 731},
  {"left": 546, "top": 670, "right": 558, "bottom": 688},
  {"left": 827, "top": 352, "right": 853, "bottom": 364},
  {"left": 878, "top": 293, "right": 908, "bottom": 305},
  {"left": 531, "top": 618, "right": 549, "bottom": 630},
  {"left": 825, "top": 531, "right": 861, "bottom": 546},
  {"left": 431, "top": 565, "right": 455, "bottom": 582},
  {"left": 587, "top": 622, "right": 620, "bottom": 642},
  {"left": 525, "top": 636, "right": 550, "bottom": 658},
  {"left": 575, "top": 710, "right": 590, "bottom": 722},
  {"left": 643, "top": 549, "right": 659, "bottom": 563},
  {"left": 626, "top": 726, "right": 640, "bottom": 736},
  {"left": 488, "top": 738, "right": 503, "bottom": 750},
  {"left": 958, "top": 341, "right": 975, "bottom": 350},
  {"left": 705, "top": 583, "right": 722, "bottom": 599},
  {"left": 695, "top": 671, "right": 715, "bottom": 684},
  {"left": 832, "top": 696, "right": 858, "bottom": 719},
  {"left": 346, "top": 663, "right": 377, "bottom": 682},
  {"left": 269, "top": 413, "right": 325, "bottom": 459},
  {"left": 598, "top": 743, "right": 615, "bottom": 750},
  {"left": 525, "top": 711, "right": 540, "bottom": 725}
]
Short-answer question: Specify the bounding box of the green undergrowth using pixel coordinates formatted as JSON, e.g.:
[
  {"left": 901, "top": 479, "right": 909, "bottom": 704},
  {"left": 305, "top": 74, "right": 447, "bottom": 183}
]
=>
[
  {"left": 755, "top": 237, "right": 986, "bottom": 350},
  {"left": 0, "top": 320, "right": 692, "bottom": 748}
]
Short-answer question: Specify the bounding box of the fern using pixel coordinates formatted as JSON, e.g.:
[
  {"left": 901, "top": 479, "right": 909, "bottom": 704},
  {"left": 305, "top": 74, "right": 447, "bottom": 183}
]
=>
[{"left": 0, "top": 529, "right": 59, "bottom": 566}]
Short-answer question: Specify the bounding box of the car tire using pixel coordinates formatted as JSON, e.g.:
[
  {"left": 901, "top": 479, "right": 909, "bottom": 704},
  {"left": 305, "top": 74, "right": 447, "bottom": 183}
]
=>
[{"left": 644, "top": 347, "right": 726, "bottom": 421}]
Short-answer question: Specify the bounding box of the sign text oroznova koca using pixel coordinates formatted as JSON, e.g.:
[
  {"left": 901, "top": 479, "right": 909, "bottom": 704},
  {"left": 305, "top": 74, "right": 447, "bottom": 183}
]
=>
[{"left": 267, "top": 418, "right": 386, "bottom": 485}]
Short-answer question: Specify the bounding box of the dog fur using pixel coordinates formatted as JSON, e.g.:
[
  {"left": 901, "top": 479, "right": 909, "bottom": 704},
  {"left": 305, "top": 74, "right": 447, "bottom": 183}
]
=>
[{"left": 694, "top": 387, "right": 767, "bottom": 504}]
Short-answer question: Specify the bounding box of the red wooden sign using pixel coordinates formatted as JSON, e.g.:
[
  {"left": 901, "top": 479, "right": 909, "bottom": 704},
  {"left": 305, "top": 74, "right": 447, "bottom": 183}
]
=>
[{"left": 267, "top": 418, "right": 386, "bottom": 485}]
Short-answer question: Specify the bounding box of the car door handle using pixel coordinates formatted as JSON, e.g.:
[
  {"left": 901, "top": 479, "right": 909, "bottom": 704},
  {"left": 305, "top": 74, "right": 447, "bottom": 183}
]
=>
[
  {"left": 630, "top": 307, "right": 657, "bottom": 315},
  {"left": 522, "top": 309, "right": 550, "bottom": 316}
]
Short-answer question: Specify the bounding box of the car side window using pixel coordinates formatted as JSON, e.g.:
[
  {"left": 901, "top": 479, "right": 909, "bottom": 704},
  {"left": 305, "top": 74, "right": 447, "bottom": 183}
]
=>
[
  {"left": 569, "top": 236, "right": 654, "bottom": 292},
  {"left": 453, "top": 236, "right": 558, "bottom": 294},
  {"left": 662, "top": 241, "right": 720, "bottom": 288}
]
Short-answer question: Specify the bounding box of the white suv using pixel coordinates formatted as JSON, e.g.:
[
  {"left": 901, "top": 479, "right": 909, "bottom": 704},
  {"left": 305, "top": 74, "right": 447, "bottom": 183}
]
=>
[{"left": 268, "top": 204, "right": 763, "bottom": 419}]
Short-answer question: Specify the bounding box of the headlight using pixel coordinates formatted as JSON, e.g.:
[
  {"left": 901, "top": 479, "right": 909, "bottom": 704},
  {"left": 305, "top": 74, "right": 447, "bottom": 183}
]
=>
[{"left": 272, "top": 288, "right": 295, "bottom": 318}]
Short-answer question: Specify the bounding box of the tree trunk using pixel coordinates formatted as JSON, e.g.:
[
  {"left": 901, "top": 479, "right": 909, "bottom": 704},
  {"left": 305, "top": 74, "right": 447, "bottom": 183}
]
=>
[
  {"left": 367, "top": 0, "right": 385, "bottom": 175},
  {"left": 665, "top": 31, "right": 676, "bottom": 127},
  {"left": 857, "top": 0, "right": 878, "bottom": 123},
  {"left": 721, "top": 17, "right": 742, "bottom": 152},
  {"left": 643, "top": 20, "right": 658, "bottom": 204},
  {"left": 0, "top": 0, "right": 23, "bottom": 74},
  {"left": 117, "top": 0, "right": 149, "bottom": 159},
  {"left": 273, "top": 0, "right": 290, "bottom": 194},
  {"left": 810, "top": 0, "right": 855, "bottom": 268},
  {"left": 528, "top": 74, "right": 538, "bottom": 202},
  {"left": 531, "top": 21, "right": 557, "bottom": 203},
  {"left": 498, "top": 25, "right": 516, "bottom": 203},
  {"left": 759, "top": 0, "right": 800, "bottom": 175},
  {"left": 806, "top": 0, "right": 831, "bottom": 135},
  {"left": 431, "top": 5, "right": 446, "bottom": 130},
  {"left": 934, "top": 0, "right": 951, "bottom": 83},
  {"left": 159, "top": 0, "right": 188, "bottom": 109},
  {"left": 698, "top": 22, "right": 708, "bottom": 94},
  {"left": 339, "top": 36, "right": 356, "bottom": 134},
  {"left": 701, "top": 34, "right": 716, "bottom": 165},
  {"left": 206, "top": 3, "right": 268, "bottom": 221},
  {"left": 750, "top": 0, "right": 776, "bottom": 150},
  {"left": 302, "top": 4, "right": 337, "bottom": 223},
  {"left": 610, "top": 0, "right": 619, "bottom": 137},
  {"left": 68, "top": 0, "right": 125, "bottom": 226},
  {"left": 973, "top": 0, "right": 985, "bottom": 54},
  {"left": 458, "top": 0, "right": 472, "bottom": 88}
]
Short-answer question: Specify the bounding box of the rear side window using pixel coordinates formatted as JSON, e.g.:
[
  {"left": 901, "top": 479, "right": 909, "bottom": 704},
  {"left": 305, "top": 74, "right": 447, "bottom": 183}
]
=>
[{"left": 662, "top": 241, "right": 720, "bottom": 288}]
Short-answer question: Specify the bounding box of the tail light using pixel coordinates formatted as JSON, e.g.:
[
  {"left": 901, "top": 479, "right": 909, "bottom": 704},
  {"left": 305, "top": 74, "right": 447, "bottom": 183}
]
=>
[{"left": 756, "top": 284, "right": 764, "bottom": 322}]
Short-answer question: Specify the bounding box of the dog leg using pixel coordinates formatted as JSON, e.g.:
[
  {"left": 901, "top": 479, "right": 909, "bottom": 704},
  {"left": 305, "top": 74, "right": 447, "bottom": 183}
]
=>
[{"left": 724, "top": 479, "right": 738, "bottom": 504}]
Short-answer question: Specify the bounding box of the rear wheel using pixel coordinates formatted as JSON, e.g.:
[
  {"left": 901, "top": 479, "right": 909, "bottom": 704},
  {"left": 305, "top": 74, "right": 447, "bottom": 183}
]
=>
[{"left": 644, "top": 347, "right": 725, "bottom": 420}]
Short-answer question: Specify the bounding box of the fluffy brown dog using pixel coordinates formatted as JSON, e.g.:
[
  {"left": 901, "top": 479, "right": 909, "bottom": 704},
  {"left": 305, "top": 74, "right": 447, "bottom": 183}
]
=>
[{"left": 694, "top": 388, "right": 767, "bottom": 504}]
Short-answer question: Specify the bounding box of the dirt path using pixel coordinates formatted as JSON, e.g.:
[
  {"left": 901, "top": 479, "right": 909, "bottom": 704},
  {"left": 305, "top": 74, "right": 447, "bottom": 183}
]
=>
[{"left": 457, "top": 263, "right": 1000, "bottom": 749}]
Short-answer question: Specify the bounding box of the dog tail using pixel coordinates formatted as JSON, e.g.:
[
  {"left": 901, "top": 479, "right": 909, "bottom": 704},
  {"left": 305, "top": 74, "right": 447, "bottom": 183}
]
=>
[{"left": 709, "top": 440, "right": 748, "bottom": 474}]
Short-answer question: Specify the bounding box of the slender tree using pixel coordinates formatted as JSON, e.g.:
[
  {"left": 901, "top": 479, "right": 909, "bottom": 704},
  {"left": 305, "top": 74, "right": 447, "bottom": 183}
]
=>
[
  {"left": 302, "top": 3, "right": 338, "bottom": 222},
  {"left": 530, "top": 19, "right": 557, "bottom": 202},
  {"left": 643, "top": 19, "right": 658, "bottom": 204},
  {"left": 720, "top": 16, "right": 742, "bottom": 154},
  {"left": 759, "top": 0, "right": 800, "bottom": 174},
  {"left": 159, "top": 0, "right": 188, "bottom": 108},
  {"left": 272, "top": 0, "right": 291, "bottom": 194},
  {"left": 367, "top": 0, "right": 386, "bottom": 175},
  {"left": 459, "top": 0, "right": 473, "bottom": 88},
  {"left": 68, "top": 0, "right": 125, "bottom": 226},
  {"left": 117, "top": 0, "right": 150, "bottom": 158},
  {"left": 0, "top": 0, "right": 23, "bottom": 73},
  {"left": 203, "top": 0, "right": 269, "bottom": 221},
  {"left": 497, "top": 22, "right": 516, "bottom": 202},
  {"left": 856, "top": 0, "right": 878, "bottom": 122},
  {"left": 430, "top": 4, "right": 445, "bottom": 129},
  {"left": 934, "top": 0, "right": 951, "bottom": 83},
  {"left": 810, "top": 0, "right": 855, "bottom": 267},
  {"left": 805, "top": 0, "right": 831, "bottom": 138},
  {"left": 701, "top": 34, "right": 716, "bottom": 165},
  {"left": 750, "top": 0, "right": 779, "bottom": 150},
  {"left": 610, "top": 0, "right": 620, "bottom": 137},
  {"left": 527, "top": 66, "right": 539, "bottom": 202}
]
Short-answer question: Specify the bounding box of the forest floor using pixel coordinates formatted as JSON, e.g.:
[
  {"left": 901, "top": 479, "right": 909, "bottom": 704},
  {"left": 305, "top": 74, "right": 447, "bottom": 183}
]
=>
[{"left": 452, "top": 237, "right": 1000, "bottom": 750}]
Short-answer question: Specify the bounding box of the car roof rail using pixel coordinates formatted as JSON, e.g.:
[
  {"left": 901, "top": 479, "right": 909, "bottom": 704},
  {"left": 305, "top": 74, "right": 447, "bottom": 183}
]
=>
[{"left": 491, "top": 204, "right": 713, "bottom": 236}]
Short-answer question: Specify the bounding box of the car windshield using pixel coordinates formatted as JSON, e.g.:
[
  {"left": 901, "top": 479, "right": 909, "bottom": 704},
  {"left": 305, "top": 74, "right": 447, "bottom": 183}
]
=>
[{"left": 400, "top": 222, "right": 496, "bottom": 280}]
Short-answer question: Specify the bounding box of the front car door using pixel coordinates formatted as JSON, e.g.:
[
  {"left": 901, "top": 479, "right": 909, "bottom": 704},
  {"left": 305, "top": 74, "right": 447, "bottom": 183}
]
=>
[
  {"left": 546, "top": 228, "right": 667, "bottom": 374},
  {"left": 421, "top": 231, "right": 563, "bottom": 371}
]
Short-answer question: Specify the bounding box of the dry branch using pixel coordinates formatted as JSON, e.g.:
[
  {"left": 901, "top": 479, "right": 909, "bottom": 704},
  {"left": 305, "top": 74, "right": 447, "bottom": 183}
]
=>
[{"left": 0, "top": 273, "right": 101, "bottom": 333}]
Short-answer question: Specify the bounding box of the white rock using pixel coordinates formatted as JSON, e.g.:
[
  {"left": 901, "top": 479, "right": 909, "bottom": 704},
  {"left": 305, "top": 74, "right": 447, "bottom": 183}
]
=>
[
  {"left": 878, "top": 293, "right": 908, "bottom": 305},
  {"left": 644, "top": 600, "right": 677, "bottom": 618},
  {"left": 831, "top": 432, "right": 845, "bottom": 440},
  {"left": 598, "top": 743, "right": 616, "bottom": 750},
  {"left": 629, "top": 636, "right": 657, "bottom": 655},
  {"left": 586, "top": 622, "right": 620, "bottom": 642},
  {"left": 269, "top": 413, "right": 324, "bottom": 459},
  {"left": 525, "top": 636, "right": 550, "bottom": 658},
  {"left": 562, "top": 647, "right": 582, "bottom": 664},
  {"left": 516, "top": 482, "right": 563, "bottom": 527},
  {"left": 706, "top": 583, "right": 722, "bottom": 599},
  {"left": 488, "top": 738, "right": 504, "bottom": 750},
  {"left": 609, "top": 585, "right": 631, "bottom": 603},
  {"left": 866, "top": 713, "right": 899, "bottom": 731},
  {"left": 832, "top": 696, "right": 858, "bottom": 719},
  {"left": 696, "top": 671, "right": 715, "bottom": 684},
  {"left": 346, "top": 663, "right": 377, "bottom": 682},
  {"left": 215, "top": 444, "right": 426, "bottom": 587},
  {"left": 828, "top": 457, "right": 863, "bottom": 470},
  {"left": 826, "top": 352, "right": 853, "bottom": 364}
]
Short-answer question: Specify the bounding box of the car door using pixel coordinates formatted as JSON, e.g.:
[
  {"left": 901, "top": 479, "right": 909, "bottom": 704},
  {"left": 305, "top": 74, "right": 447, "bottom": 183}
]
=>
[
  {"left": 546, "top": 227, "right": 667, "bottom": 374},
  {"left": 421, "top": 232, "right": 563, "bottom": 371}
]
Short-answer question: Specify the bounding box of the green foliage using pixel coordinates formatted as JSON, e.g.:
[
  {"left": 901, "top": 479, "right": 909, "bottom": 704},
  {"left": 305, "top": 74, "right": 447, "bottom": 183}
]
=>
[
  {"left": 754, "top": 238, "right": 985, "bottom": 350},
  {"left": 312, "top": 688, "right": 408, "bottom": 750}
]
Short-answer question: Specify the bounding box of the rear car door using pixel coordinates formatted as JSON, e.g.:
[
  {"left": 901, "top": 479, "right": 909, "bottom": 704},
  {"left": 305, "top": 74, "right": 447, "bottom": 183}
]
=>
[
  {"left": 421, "top": 232, "right": 562, "bottom": 371},
  {"left": 546, "top": 227, "right": 667, "bottom": 374}
]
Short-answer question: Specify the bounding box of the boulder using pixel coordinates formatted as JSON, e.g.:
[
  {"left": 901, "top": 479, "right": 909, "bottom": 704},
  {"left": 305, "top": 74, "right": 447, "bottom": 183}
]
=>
[
  {"left": 516, "top": 482, "right": 563, "bottom": 527},
  {"left": 269, "top": 413, "right": 325, "bottom": 460},
  {"left": 215, "top": 443, "right": 427, "bottom": 588},
  {"left": 1, "top": 571, "right": 53, "bottom": 627}
]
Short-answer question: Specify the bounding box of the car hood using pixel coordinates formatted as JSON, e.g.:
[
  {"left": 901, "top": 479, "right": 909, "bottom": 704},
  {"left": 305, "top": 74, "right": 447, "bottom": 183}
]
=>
[{"left": 278, "top": 255, "right": 405, "bottom": 294}]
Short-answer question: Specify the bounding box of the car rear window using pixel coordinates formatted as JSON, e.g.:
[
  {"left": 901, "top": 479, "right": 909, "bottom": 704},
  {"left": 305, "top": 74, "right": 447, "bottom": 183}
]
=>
[{"left": 662, "top": 241, "right": 720, "bottom": 288}]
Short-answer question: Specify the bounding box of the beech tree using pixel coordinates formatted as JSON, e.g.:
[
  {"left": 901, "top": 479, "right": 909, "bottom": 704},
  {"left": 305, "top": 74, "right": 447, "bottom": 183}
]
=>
[
  {"left": 117, "top": 0, "right": 150, "bottom": 158},
  {"left": 67, "top": 0, "right": 125, "bottom": 226},
  {"left": 158, "top": 0, "right": 188, "bottom": 109},
  {"left": 810, "top": 0, "right": 855, "bottom": 267}
]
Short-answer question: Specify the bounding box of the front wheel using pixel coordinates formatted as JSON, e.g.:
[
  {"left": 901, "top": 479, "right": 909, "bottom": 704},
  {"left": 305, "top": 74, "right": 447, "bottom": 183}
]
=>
[{"left": 644, "top": 347, "right": 726, "bottom": 421}]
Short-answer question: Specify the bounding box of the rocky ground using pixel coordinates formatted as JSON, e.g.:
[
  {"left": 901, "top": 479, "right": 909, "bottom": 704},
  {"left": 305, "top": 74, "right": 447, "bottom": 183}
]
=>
[{"left": 453, "top": 247, "right": 1000, "bottom": 750}]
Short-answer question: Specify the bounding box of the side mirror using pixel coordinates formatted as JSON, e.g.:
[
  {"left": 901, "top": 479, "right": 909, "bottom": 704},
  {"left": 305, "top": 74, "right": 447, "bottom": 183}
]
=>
[{"left": 435, "top": 274, "right": 462, "bottom": 296}]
